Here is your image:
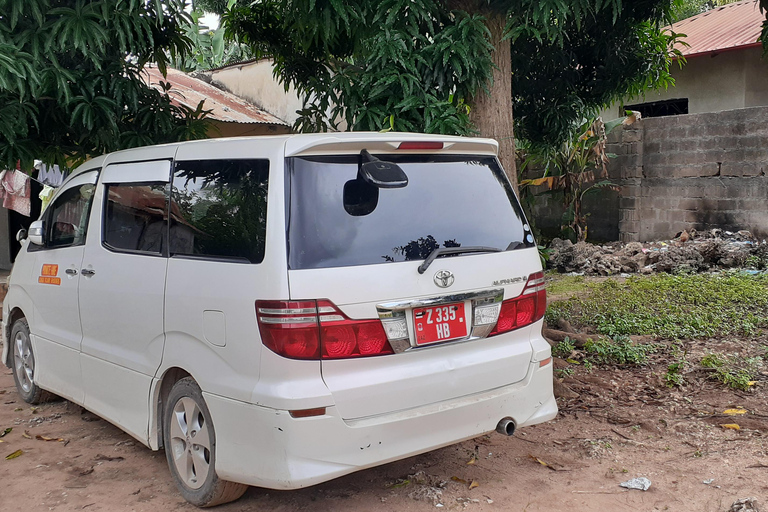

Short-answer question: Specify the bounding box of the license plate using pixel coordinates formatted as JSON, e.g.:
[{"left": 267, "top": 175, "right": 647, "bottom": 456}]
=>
[{"left": 413, "top": 302, "right": 467, "bottom": 345}]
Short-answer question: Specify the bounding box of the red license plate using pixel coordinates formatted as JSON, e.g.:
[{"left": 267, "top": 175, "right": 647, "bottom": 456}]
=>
[{"left": 413, "top": 302, "right": 467, "bottom": 345}]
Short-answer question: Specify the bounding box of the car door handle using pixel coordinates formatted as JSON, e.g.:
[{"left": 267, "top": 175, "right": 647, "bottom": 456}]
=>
[
  {"left": 65, "top": 268, "right": 78, "bottom": 276},
  {"left": 81, "top": 269, "right": 95, "bottom": 276}
]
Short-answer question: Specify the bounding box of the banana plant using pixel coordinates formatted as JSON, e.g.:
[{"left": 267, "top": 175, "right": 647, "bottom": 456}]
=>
[{"left": 519, "top": 113, "right": 638, "bottom": 242}]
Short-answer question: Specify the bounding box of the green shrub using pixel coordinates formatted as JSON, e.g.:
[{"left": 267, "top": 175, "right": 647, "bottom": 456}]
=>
[
  {"left": 700, "top": 352, "right": 762, "bottom": 391},
  {"left": 582, "top": 335, "right": 656, "bottom": 366}
]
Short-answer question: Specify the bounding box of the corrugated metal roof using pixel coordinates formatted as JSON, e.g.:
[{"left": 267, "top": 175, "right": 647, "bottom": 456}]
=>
[
  {"left": 671, "top": 0, "right": 763, "bottom": 58},
  {"left": 203, "top": 57, "right": 264, "bottom": 73},
  {"left": 142, "top": 67, "right": 288, "bottom": 126}
]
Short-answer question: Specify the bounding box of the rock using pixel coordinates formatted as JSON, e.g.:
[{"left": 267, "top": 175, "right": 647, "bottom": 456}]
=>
[
  {"left": 729, "top": 498, "right": 760, "bottom": 512},
  {"left": 544, "top": 231, "right": 767, "bottom": 276},
  {"left": 619, "top": 477, "right": 651, "bottom": 491},
  {"left": 408, "top": 486, "right": 443, "bottom": 506},
  {"left": 653, "top": 246, "right": 705, "bottom": 273},
  {"left": 719, "top": 244, "right": 751, "bottom": 268}
]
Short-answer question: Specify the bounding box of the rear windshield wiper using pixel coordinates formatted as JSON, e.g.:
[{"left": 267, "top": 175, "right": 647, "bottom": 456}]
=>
[{"left": 418, "top": 246, "right": 502, "bottom": 274}]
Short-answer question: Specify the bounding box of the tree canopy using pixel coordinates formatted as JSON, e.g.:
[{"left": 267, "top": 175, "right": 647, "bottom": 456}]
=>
[
  {"left": 671, "top": 0, "right": 740, "bottom": 22},
  {"left": 511, "top": 3, "right": 681, "bottom": 148},
  {"left": 0, "top": 0, "right": 210, "bottom": 170},
  {"left": 199, "top": 0, "right": 681, "bottom": 187}
]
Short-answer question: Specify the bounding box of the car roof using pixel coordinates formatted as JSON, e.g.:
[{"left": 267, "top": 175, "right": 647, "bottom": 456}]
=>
[{"left": 68, "top": 132, "right": 500, "bottom": 181}]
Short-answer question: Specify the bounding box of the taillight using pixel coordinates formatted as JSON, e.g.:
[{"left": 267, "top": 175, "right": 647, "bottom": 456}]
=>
[
  {"left": 255, "top": 300, "right": 320, "bottom": 359},
  {"left": 488, "top": 271, "right": 546, "bottom": 337},
  {"left": 256, "top": 300, "right": 394, "bottom": 360}
]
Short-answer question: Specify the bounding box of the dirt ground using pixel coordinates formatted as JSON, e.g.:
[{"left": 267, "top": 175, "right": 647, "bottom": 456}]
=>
[{"left": 3, "top": 334, "right": 768, "bottom": 512}]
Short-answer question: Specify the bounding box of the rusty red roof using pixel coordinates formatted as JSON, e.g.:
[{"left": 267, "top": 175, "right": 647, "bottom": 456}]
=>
[
  {"left": 143, "top": 67, "right": 288, "bottom": 126},
  {"left": 670, "top": 1, "right": 763, "bottom": 58}
]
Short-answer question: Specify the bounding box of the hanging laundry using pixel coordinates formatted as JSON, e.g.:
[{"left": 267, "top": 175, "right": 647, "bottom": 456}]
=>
[
  {"left": 0, "top": 170, "right": 31, "bottom": 217},
  {"left": 40, "top": 185, "right": 55, "bottom": 211},
  {"left": 35, "top": 162, "right": 65, "bottom": 187}
]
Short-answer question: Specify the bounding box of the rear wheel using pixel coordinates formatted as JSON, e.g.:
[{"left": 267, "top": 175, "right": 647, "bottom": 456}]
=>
[
  {"left": 10, "top": 319, "right": 45, "bottom": 404},
  {"left": 163, "top": 377, "right": 248, "bottom": 507}
]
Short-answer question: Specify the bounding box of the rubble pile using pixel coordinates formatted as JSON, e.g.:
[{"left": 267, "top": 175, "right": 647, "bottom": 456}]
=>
[{"left": 547, "top": 229, "right": 767, "bottom": 276}]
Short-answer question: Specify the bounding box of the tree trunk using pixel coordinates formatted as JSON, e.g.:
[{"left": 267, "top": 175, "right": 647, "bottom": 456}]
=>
[{"left": 469, "top": 12, "right": 517, "bottom": 191}]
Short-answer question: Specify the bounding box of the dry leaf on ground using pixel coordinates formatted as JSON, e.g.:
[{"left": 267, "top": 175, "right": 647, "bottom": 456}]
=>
[
  {"left": 35, "top": 434, "right": 65, "bottom": 442},
  {"left": 5, "top": 449, "right": 22, "bottom": 460}
]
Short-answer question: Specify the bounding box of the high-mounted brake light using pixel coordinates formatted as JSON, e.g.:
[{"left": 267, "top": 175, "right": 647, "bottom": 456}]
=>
[
  {"left": 397, "top": 141, "right": 444, "bottom": 150},
  {"left": 488, "top": 271, "right": 547, "bottom": 337},
  {"left": 256, "top": 300, "right": 394, "bottom": 360}
]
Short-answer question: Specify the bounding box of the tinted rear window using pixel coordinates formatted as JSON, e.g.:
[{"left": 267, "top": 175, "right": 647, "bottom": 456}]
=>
[{"left": 288, "top": 155, "right": 531, "bottom": 269}]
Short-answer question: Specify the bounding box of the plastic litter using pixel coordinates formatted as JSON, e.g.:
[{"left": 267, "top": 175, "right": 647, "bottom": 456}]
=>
[{"left": 619, "top": 477, "right": 651, "bottom": 491}]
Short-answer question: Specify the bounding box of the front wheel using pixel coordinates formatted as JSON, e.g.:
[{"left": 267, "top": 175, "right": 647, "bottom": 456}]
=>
[
  {"left": 10, "top": 318, "right": 45, "bottom": 404},
  {"left": 163, "top": 377, "right": 248, "bottom": 507}
]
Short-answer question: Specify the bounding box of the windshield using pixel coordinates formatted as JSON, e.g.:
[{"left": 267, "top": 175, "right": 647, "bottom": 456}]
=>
[{"left": 287, "top": 154, "right": 532, "bottom": 270}]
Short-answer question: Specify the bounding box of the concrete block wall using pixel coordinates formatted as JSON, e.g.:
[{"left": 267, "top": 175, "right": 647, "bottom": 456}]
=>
[{"left": 609, "top": 106, "right": 768, "bottom": 242}]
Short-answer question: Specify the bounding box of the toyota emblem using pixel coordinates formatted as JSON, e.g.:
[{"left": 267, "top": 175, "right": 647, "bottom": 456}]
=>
[{"left": 433, "top": 270, "right": 455, "bottom": 288}]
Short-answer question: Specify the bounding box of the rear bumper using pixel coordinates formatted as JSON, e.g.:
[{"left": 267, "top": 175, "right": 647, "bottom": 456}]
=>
[{"left": 205, "top": 360, "right": 556, "bottom": 489}]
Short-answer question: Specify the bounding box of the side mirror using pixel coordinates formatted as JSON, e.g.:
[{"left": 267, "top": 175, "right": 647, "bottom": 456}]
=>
[
  {"left": 15, "top": 228, "right": 27, "bottom": 242},
  {"left": 28, "top": 220, "right": 44, "bottom": 246}
]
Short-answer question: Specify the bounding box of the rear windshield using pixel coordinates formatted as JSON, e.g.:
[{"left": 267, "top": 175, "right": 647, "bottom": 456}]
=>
[{"left": 288, "top": 154, "right": 532, "bottom": 270}]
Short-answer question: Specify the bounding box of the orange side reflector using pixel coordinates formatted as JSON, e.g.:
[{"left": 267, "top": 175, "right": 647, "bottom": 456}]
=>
[
  {"left": 539, "top": 357, "right": 552, "bottom": 368},
  {"left": 289, "top": 407, "right": 326, "bottom": 418}
]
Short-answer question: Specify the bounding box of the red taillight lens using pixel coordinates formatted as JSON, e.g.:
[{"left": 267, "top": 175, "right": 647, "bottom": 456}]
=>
[
  {"left": 321, "top": 325, "right": 356, "bottom": 358},
  {"left": 255, "top": 300, "right": 320, "bottom": 359},
  {"left": 488, "top": 272, "right": 546, "bottom": 337},
  {"left": 516, "top": 296, "right": 535, "bottom": 325},
  {"left": 356, "top": 322, "right": 389, "bottom": 355},
  {"left": 317, "top": 300, "right": 393, "bottom": 359},
  {"left": 256, "top": 300, "right": 393, "bottom": 360}
]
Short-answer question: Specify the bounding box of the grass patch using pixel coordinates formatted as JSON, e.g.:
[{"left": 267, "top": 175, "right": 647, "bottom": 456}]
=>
[
  {"left": 546, "top": 273, "right": 768, "bottom": 338},
  {"left": 545, "top": 272, "right": 590, "bottom": 297},
  {"left": 700, "top": 352, "right": 762, "bottom": 391}
]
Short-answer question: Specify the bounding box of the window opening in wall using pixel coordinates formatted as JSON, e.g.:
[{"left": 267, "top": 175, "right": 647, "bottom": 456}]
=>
[{"left": 623, "top": 98, "right": 688, "bottom": 118}]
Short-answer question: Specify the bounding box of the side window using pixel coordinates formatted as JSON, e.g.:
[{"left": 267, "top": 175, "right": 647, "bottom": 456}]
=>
[
  {"left": 46, "top": 179, "right": 97, "bottom": 249},
  {"left": 170, "top": 159, "right": 269, "bottom": 263},
  {"left": 103, "top": 183, "right": 168, "bottom": 255}
]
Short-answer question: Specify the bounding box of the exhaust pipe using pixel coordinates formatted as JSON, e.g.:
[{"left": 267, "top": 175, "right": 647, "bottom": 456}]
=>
[{"left": 496, "top": 417, "right": 516, "bottom": 436}]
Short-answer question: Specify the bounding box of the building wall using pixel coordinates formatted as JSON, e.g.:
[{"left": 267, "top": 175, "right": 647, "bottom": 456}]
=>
[
  {"left": 205, "top": 60, "right": 303, "bottom": 125},
  {"left": 208, "top": 121, "right": 290, "bottom": 138},
  {"left": 524, "top": 169, "right": 620, "bottom": 243},
  {"left": 608, "top": 106, "right": 768, "bottom": 242},
  {"left": 602, "top": 47, "right": 768, "bottom": 118}
]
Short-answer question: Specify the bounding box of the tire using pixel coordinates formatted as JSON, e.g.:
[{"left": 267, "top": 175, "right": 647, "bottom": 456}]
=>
[
  {"left": 163, "top": 377, "right": 248, "bottom": 507},
  {"left": 9, "top": 318, "right": 45, "bottom": 404}
]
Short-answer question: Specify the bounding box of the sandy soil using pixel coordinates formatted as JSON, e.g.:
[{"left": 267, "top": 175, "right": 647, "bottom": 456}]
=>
[{"left": 2, "top": 338, "right": 768, "bottom": 512}]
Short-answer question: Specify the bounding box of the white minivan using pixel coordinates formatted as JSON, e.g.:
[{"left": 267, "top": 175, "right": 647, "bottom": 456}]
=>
[{"left": 1, "top": 133, "right": 556, "bottom": 507}]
